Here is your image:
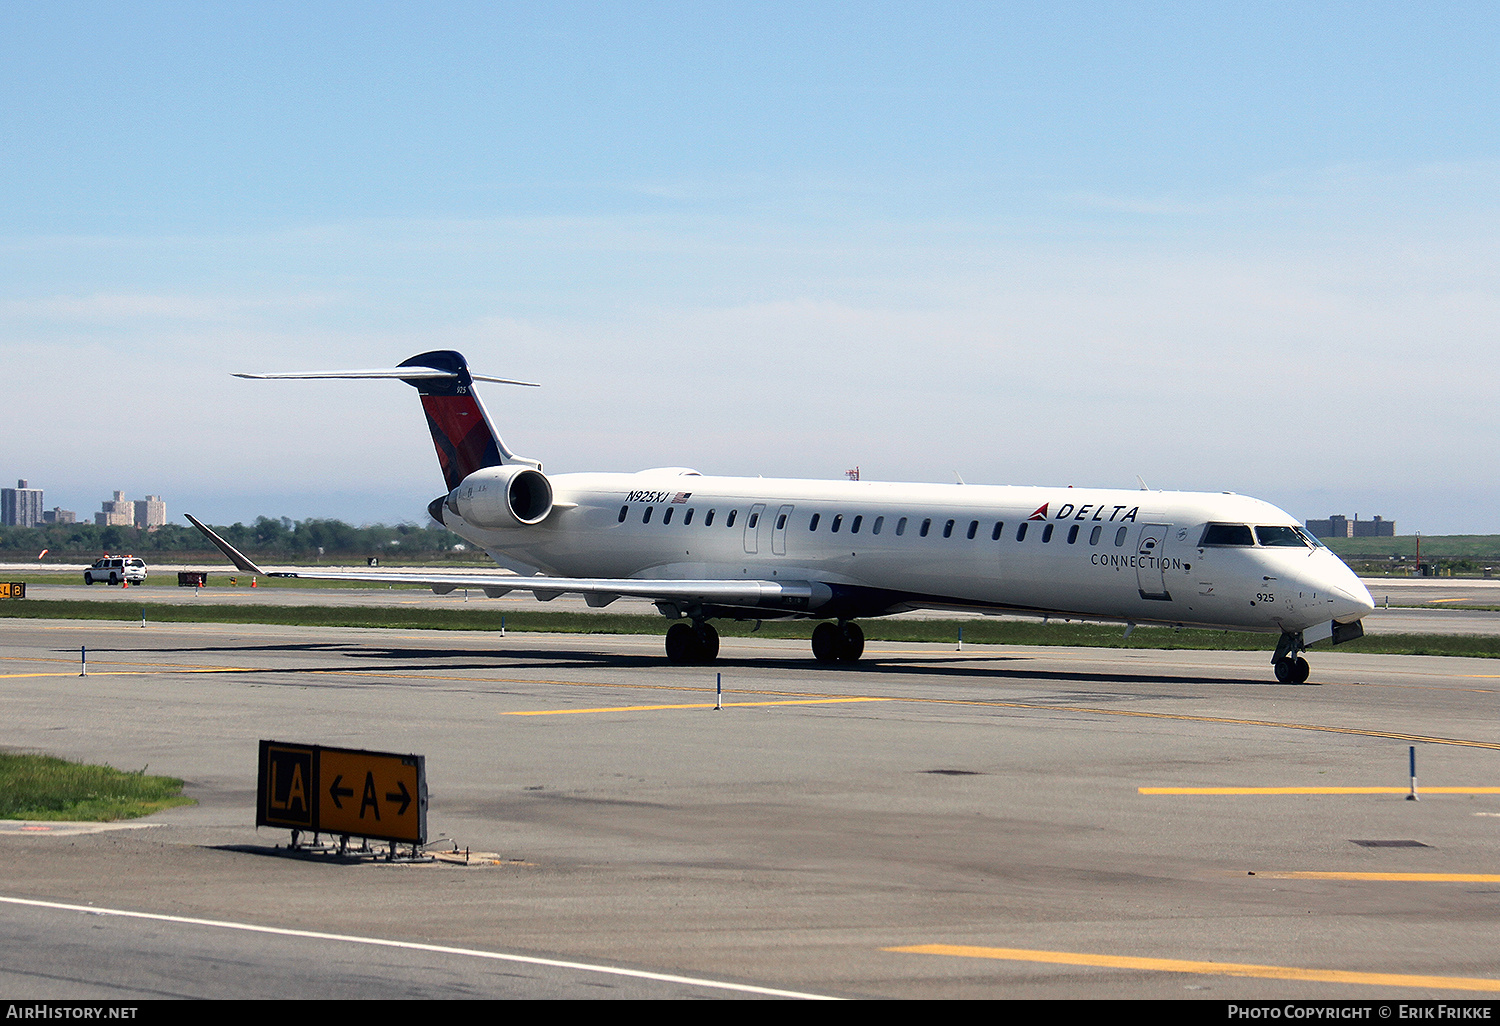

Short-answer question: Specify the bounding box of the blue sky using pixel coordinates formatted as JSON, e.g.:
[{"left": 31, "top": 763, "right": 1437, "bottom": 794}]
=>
[{"left": 3, "top": 2, "right": 1497, "bottom": 532}]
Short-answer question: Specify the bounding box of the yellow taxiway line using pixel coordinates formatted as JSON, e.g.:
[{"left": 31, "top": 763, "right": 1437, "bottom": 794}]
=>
[
  {"left": 1141, "top": 786, "right": 1500, "bottom": 795},
  {"left": 1257, "top": 872, "right": 1500, "bottom": 882},
  {"left": 886, "top": 944, "right": 1500, "bottom": 993},
  {"left": 506, "top": 697, "right": 891, "bottom": 715}
]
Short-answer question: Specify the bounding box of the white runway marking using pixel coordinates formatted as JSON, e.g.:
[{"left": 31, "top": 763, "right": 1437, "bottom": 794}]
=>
[{"left": 0, "top": 894, "right": 837, "bottom": 1000}]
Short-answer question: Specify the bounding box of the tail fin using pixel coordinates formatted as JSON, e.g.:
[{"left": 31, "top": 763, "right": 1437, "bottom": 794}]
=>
[
  {"left": 235, "top": 350, "right": 540, "bottom": 491},
  {"left": 396, "top": 351, "right": 537, "bottom": 491}
]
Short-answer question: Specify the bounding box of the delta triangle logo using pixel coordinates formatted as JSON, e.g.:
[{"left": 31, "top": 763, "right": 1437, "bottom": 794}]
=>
[{"left": 1028, "top": 504, "right": 1048, "bottom": 521}]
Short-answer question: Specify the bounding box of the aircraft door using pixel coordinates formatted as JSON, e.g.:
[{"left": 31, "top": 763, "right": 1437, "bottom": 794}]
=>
[
  {"left": 772, "top": 504, "right": 794, "bottom": 556},
  {"left": 744, "top": 503, "right": 767, "bottom": 554},
  {"left": 1136, "top": 523, "right": 1172, "bottom": 601}
]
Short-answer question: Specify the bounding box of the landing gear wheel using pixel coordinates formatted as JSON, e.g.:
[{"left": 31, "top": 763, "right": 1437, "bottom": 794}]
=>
[
  {"left": 1274, "top": 657, "right": 1312, "bottom": 684},
  {"left": 665, "top": 622, "right": 700, "bottom": 664},
  {"left": 693, "top": 621, "right": 720, "bottom": 663},
  {"left": 838, "top": 621, "right": 864, "bottom": 663},
  {"left": 665, "top": 621, "right": 719, "bottom": 665},
  {"left": 811, "top": 622, "right": 843, "bottom": 664},
  {"left": 811, "top": 621, "right": 864, "bottom": 664}
]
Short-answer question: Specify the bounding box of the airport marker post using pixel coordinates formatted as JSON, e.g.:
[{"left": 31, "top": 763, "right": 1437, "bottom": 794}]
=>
[
  {"left": 1407, "top": 746, "right": 1419, "bottom": 801},
  {"left": 715, "top": 672, "right": 722, "bottom": 711},
  {"left": 79, "top": 645, "right": 86, "bottom": 677}
]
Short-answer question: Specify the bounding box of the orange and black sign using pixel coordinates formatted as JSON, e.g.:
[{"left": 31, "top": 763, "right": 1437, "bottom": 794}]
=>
[
  {"left": 0, "top": 583, "right": 24, "bottom": 599},
  {"left": 256, "top": 740, "right": 427, "bottom": 844}
]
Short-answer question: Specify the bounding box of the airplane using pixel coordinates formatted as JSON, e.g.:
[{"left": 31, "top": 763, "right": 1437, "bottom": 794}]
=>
[{"left": 189, "top": 349, "right": 1375, "bottom": 683}]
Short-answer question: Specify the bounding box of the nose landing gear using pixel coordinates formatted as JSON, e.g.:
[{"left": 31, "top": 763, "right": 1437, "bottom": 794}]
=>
[
  {"left": 1272, "top": 630, "right": 1313, "bottom": 684},
  {"left": 1274, "top": 655, "right": 1311, "bottom": 684}
]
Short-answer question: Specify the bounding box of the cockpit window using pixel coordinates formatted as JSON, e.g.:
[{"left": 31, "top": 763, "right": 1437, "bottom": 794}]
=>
[
  {"left": 1200, "top": 523, "right": 1254, "bottom": 546},
  {"left": 1255, "top": 525, "right": 1310, "bottom": 548}
]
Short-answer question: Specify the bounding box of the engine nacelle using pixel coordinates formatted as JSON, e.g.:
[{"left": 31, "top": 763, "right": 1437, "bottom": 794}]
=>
[{"left": 444, "top": 465, "right": 553, "bottom": 529}]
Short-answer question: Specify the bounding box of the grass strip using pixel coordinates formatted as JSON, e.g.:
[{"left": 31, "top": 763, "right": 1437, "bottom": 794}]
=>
[
  {"left": 4, "top": 598, "right": 1500, "bottom": 657},
  {"left": 0, "top": 752, "right": 194, "bottom": 821}
]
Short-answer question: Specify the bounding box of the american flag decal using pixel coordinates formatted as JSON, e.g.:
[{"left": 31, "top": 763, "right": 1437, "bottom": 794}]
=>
[{"left": 671, "top": 492, "right": 692, "bottom": 503}]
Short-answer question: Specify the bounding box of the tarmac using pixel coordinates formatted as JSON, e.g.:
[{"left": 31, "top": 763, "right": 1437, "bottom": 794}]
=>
[{"left": 4, "top": 614, "right": 1500, "bottom": 999}]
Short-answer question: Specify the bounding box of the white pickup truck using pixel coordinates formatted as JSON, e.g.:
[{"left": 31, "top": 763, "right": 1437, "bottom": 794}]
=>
[{"left": 84, "top": 556, "right": 148, "bottom": 585}]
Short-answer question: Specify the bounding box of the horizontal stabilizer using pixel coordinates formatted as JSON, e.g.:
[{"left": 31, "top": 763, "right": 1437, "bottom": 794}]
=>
[{"left": 235, "top": 367, "right": 540, "bottom": 387}]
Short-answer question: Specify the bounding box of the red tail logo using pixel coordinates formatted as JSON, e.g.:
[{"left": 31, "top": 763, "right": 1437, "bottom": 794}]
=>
[{"left": 1028, "top": 504, "right": 1048, "bottom": 521}]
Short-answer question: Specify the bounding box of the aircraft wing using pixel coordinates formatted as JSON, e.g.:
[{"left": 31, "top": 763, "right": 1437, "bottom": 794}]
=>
[{"left": 184, "top": 515, "right": 827, "bottom": 611}]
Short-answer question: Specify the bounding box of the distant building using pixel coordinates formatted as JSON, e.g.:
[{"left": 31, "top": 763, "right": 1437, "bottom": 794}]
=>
[
  {"left": 1305, "top": 514, "right": 1395, "bottom": 539},
  {"left": 95, "top": 490, "right": 135, "bottom": 527},
  {"left": 42, "top": 507, "right": 76, "bottom": 524},
  {"left": 1, "top": 479, "right": 44, "bottom": 527},
  {"left": 134, "top": 495, "right": 166, "bottom": 529}
]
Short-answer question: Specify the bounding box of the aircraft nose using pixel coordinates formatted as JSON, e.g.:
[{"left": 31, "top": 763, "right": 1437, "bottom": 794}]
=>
[{"left": 1327, "top": 576, "right": 1376, "bottom": 623}]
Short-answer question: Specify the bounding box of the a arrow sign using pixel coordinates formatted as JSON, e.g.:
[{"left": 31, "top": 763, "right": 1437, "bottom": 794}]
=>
[
  {"left": 258, "top": 741, "right": 427, "bottom": 845},
  {"left": 385, "top": 780, "right": 412, "bottom": 817}
]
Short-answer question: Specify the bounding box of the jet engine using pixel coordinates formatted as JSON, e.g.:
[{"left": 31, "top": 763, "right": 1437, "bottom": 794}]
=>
[{"left": 444, "top": 465, "right": 554, "bottom": 529}]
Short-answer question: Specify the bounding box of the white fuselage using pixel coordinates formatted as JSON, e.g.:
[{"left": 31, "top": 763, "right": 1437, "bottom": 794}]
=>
[{"left": 439, "top": 470, "right": 1375, "bottom": 634}]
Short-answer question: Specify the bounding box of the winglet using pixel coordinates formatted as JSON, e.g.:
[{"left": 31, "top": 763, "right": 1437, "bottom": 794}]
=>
[{"left": 185, "top": 514, "right": 276, "bottom": 577}]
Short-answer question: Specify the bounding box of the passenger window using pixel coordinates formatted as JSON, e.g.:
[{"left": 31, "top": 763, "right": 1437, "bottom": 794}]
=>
[
  {"left": 851, "top": 515, "right": 863, "bottom": 534},
  {"left": 684, "top": 508, "right": 694, "bottom": 525},
  {"left": 776, "top": 513, "right": 786, "bottom": 530},
  {"left": 1200, "top": 523, "right": 1254, "bottom": 546},
  {"left": 1114, "top": 526, "right": 1127, "bottom": 546},
  {"left": 967, "top": 520, "right": 978, "bottom": 540},
  {"left": 1016, "top": 522, "right": 1028, "bottom": 541},
  {"left": 1067, "top": 524, "right": 1079, "bottom": 544},
  {"left": 1090, "top": 525, "right": 1102, "bottom": 545},
  {"left": 643, "top": 506, "right": 653, "bottom": 524},
  {"left": 727, "top": 510, "right": 737, "bottom": 527},
  {"left": 872, "top": 516, "right": 884, "bottom": 535},
  {"left": 920, "top": 518, "right": 932, "bottom": 537},
  {"left": 943, "top": 519, "right": 955, "bottom": 538},
  {"left": 748, "top": 512, "right": 758, "bottom": 529},
  {"left": 831, "top": 514, "right": 843, "bottom": 533},
  {"left": 705, "top": 509, "right": 715, "bottom": 526},
  {"left": 1042, "top": 523, "right": 1054, "bottom": 543},
  {"left": 991, "top": 521, "right": 1003, "bottom": 541},
  {"left": 809, "top": 513, "right": 820, "bottom": 531},
  {"left": 896, "top": 517, "right": 907, "bottom": 536},
  {"left": 618, "top": 505, "right": 628, "bottom": 523},
  {"left": 663, "top": 507, "right": 674, "bottom": 525}
]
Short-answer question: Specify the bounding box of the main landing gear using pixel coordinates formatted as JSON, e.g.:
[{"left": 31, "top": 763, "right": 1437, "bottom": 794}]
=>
[
  {"left": 1272, "top": 630, "right": 1312, "bottom": 684},
  {"left": 811, "top": 620, "right": 864, "bottom": 665},
  {"left": 665, "top": 620, "right": 720, "bottom": 665},
  {"left": 663, "top": 618, "right": 866, "bottom": 666}
]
